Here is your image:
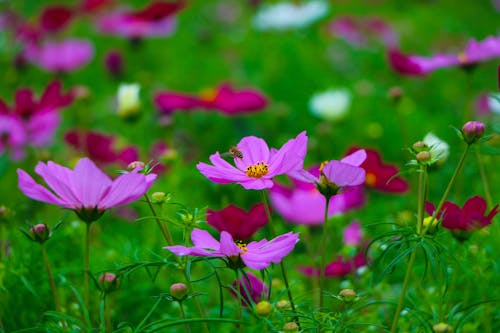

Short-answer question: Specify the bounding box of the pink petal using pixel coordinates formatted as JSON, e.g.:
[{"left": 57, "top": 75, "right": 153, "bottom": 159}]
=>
[
  {"left": 35, "top": 161, "right": 81, "bottom": 207},
  {"left": 99, "top": 171, "right": 156, "bottom": 209},
  {"left": 219, "top": 231, "right": 240, "bottom": 257},
  {"left": 72, "top": 158, "right": 112, "bottom": 208},
  {"left": 340, "top": 149, "right": 366, "bottom": 167},
  {"left": 191, "top": 228, "right": 220, "bottom": 250},
  {"left": 322, "top": 161, "right": 366, "bottom": 187},
  {"left": 17, "top": 169, "right": 70, "bottom": 208},
  {"left": 233, "top": 136, "right": 270, "bottom": 170}
]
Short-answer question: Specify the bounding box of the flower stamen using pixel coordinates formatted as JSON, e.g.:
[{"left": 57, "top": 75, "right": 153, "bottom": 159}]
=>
[
  {"left": 236, "top": 240, "right": 248, "bottom": 254},
  {"left": 245, "top": 162, "right": 269, "bottom": 178}
]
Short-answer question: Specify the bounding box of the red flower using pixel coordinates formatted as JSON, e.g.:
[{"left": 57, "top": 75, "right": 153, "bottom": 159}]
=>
[
  {"left": 426, "top": 196, "right": 499, "bottom": 232},
  {"left": 154, "top": 83, "right": 268, "bottom": 116},
  {"left": 207, "top": 203, "right": 268, "bottom": 240},
  {"left": 346, "top": 147, "right": 408, "bottom": 193},
  {"left": 39, "top": 6, "right": 73, "bottom": 33}
]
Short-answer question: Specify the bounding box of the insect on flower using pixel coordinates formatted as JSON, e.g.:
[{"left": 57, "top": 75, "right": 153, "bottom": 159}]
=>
[{"left": 221, "top": 146, "right": 243, "bottom": 159}]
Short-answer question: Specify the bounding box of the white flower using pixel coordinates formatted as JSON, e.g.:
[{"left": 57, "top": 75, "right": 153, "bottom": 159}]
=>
[
  {"left": 253, "top": 0, "right": 329, "bottom": 31},
  {"left": 117, "top": 83, "right": 141, "bottom": 118},
  {"left": 487, "top": 93, "right": 500, "bottom": 114},
  {"left": 423, "top": 132, "right": 449, "bottom": 164},
  {"left": 309, "top": 89, "right": 351, "bottom": 121}
]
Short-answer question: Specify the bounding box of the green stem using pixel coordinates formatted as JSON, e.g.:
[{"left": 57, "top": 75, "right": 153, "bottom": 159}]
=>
[
  {"left": 235, "top": 270, "right": 243, "bottom": 333},
  {"left": 99, "top": 295, "right": 106, "bottom": 333},
  {"left": 416, "top": 165, "right": 427, "bottom": 235},
  {"left": 260, "top": 190, "right": 300, "bottom": 328},
  {"left": 319, "top": 195, "right": 331, "bottom": 309},
  {"left": 144, "top": 194, "right": 174, "bottom": 246},
  {"left": 41, "top": 243, "right": 66, "bottom": 329},
  {"left": 179, "top": 301, "right": 191, "bottom": 333},
  {"left": 105, "top": 295, "right": 112, "bottom": 333},
  {"left": 84, "top": 223, "right": 91, "bottom": 311},
  {"left": 475, "top": 147, "right": 493, "bottom": 209},
  {"left": 390, "top": 250, "right": 417, "bottom": 333}
]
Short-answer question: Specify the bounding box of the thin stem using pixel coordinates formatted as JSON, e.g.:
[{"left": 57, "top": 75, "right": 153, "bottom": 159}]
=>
[
  {"left": 319, "top": 196, "right": 331, "bottom": 309},
  {"left": 261, "top": 190, "right": 300, "bottom": 328},
  {"left": 301, "top": 227, "right": 320, "bottom": 306},
  {"left": 144, "top": 194, "right": 174, "bottom": 246},
  {"left": 416, "top": 165, "right": 427, "bottom": 235},
  {"left": 178, "top": 301, "right": 191, "bottom": 333},
  {"left": 235, "top": 270, "right": 243, "bottom": 333},
  {"left": 105, "top": 295, "right": 112, "bottom": 333},
  {"left": 41, "top": 243, "right": 66, "bottom": 329},
  {"left": 84, "top": 223, "right": 91, "bottom": 310},
  {"left": 475, "top": 147, "right": 493, "bottom": 209},
  {"left": 390, "top": 250, "right": 417, "bottom": 333}
]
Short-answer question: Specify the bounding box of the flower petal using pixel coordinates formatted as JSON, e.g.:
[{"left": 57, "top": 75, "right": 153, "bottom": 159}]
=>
[
  {"left": 99, "top": 170, "right": 156, "bottom": 209},
  {"left": 72, "top": 158, "right": 113, "bottom": 208},
  {"left": 233, "top": 136, "right": 270, "bottom": 170},
  {"left": 17, "top": 169, "right": 70, "bottom": 208},
  {"left": 191, "top": 228, "right": 220, "bottom": 250},
  {"left": 340, "top": 149, "right": 366, "bottom": 167},
  {"left": 322, "top": 161, "right": 366, "bottom": 187},
  {"left": 35, "top": 161, "right": 82, "bottom": 207}
]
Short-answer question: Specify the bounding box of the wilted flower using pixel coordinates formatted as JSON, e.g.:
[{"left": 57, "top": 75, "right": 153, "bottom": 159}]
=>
[
  {"left": 155, "top": 83, "right": 268, "bottom": 117},
  {"left": 23, "top": 39, "right": 94, "bottom": 73},
  {"left": 253, "top": 0, "right": 328, "bottom": 31},
  {"left": 207, "top": 203, "right": 268, "bottom": 240},
  {"left": 345, "top": 147, "right": 408, "bottom": 193},
  {"left": 423, "top": 132, "right": 450, "bottom": 165},
  {"left": 309, "top": 89, "right": 351, "bottom": 121},
  {"left": 117, "top": 83, "right": 141, "bottom": 119},
  {"left": 197, "top": 131, "right": 307, "bottom": 190},
  {"left": 17, "top": 157, "right": 156, "bottom": 223},
  {"left": 231, "top": 272, "right": 268, "bottom": 306},
  {"left": 389, "top": 35, "right": 500, "bottom": 76},
  {"left": 165, "top": 228, "right": 299, "bottom": 270}
]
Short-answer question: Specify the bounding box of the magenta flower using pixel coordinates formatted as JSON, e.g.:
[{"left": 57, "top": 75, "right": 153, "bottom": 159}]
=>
[
  {"left": 389, "top": 35, "right": 500, "bottom": 76},
  {"left": 165, "top": 228, "right": 299, "bottom": 270},
  {"left": 97, "top": 1, "right": 185, "bottom": 39},
  {"left": 197, "top": 131, "right": 308, "bottom": 190},
  {"left": 64, "top": 130, "right": 139, "bottom": 167},
  {"left": 328, "top": 16, "right": 398, "bottom": 48},
  {"left": 155, "top": 83, "right": 268, "bottom": 116},
  {"left": 343, "top": 220, "right": 363, "bottom": 246},
  {"left": 0, "top": 114, "right": 26, "bottom": 160},
  {"left": 23, "top": 39, "right": 94, "bottom": 73},
  {"left": 426, "top": 196, "right": 499, "bottom": 233},
  {"left": 39, "top": 6, "right": 73, "bottom": 33},
  {"left": 207, "top": 203, "right": 268, "bottom": 240},
  {"left": 231, "top": 272, "right": 268, "bottom": 306},
  {"left": 17, "top": 157, "right": 156, "bottom": 223},
  {"left": 270, "top": 166, "right": 365, "bottom": 225}
]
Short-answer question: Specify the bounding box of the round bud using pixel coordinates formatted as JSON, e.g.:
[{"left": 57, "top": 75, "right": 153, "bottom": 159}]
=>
[
  {"left": 388, "top": 86, "right": 404, "bottom": 102},
  {"left": 127, "top": 161, "right": 145, "bottom": 171},
  {"left": 283, "top": 322, "right": 299, "bottom": 332},
  {"left": 151, "top": 192, "right": 167, "bottom": 204},
  {"left": 30, "top": 224, "right": 50, "bottom": 243},
  {"left": 416, "top": 151, "right": 431, "bottom": 163},
  {"left": 255, "top": 301, "right": 273, "bottom": 316},
  {"left": 433, "top": 322, "right": 453, "bottom": 333},
  {"left": 412, "top": 141, "right": 428, "bottom": 152},
  {"left": 339, "top": 289, "right": 357, "bottom": 302},
  {"left": 99, "top": 273, "right": 120, "bottom": 293},
  {"left": 170, "top": 282, "right": 188, "bottom": 300},
  {"left": 276, "top": 299, "right": 291, "bottom": 310},
  {"left": 461, "top": 121, "right": 485, "bottom": 144}
]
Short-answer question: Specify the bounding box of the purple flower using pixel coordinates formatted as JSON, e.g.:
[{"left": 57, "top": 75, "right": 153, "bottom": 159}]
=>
[
  {"left": 0, "top": 114, "right": 26, "bottom": 160},
  {"left": 165, "top": 228, "right": 299, "bottom": 270},
  {"left": 270, "top": 166, "right": 365, "bottom": 225},
  {"left": 197, "top": 131, "right": 308, "bottom": 190},
  {"left": 23, "top": 39, "right": 94, "bottom": 73},
  {"left": 389, "top": 35, "right": 500, "bottom": 76},
  {"left": 231, "top": 272, "right": 268, "bottom": 305},
  {"left": 461, "top": 121, "right": 485, "bottom": 144},
  {"left": 17, "top": 157, "right": 156, "bottom": 223}
]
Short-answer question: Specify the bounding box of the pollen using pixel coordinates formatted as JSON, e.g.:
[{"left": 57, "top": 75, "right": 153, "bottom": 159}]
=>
[
  {"left": 365, "top": 172, "right": 377, "bottom": 187},
  {"left": 245, "top": 162, "right": 269, "bottom": 178},
  {"left": 458, "top": 52, "right": 467, "bottom": 64},
  {"left": 236, "top": 241, "right": 248, "bottom": 254}
]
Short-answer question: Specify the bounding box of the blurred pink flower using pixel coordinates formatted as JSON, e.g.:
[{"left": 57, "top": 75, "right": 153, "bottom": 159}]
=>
[
  {"left": 197, "top": 131, "right": 307, "bottom": 190},
  {"left": 207, "top": 203, "right": 268, "bottom": 240},
  {"left": 328, "top": 16, "right": 398, "bottom": 47},
  {"left": 270, "top": 165, "right": 365, "bottom": 225},
  {"left": 0, "top": 114, "right": 26, "bottom": 160},
  {"left": 17, "top": 157, "right": 156, "bottom": 223},
  {"left": 389, "top": 35, "right": 500, "bottom": 76},
  {"left": 155, "top": 83, "right": 268, "bottom": 116},
  {"left": 343, "top": 220, "right": 363, "bottom": 246},
  {"left": 231, "top": 272, "right": 268, "bottom": 305},
  {"left": 24, "top": 39, "right": 94, "bottom": 73},
  {"left": 165, "top": 228, "right": 299, "bottom": 270},
  {"left": 97, "top": 1, "right": 185, "bottom": 38},
  {"left": 64, "top": 130, "right": 139, "bottom": 167}
]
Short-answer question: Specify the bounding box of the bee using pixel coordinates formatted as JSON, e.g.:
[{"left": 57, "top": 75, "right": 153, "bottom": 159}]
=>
[{"left": 229, "top": 146, "right": 243, "bottom": 159}]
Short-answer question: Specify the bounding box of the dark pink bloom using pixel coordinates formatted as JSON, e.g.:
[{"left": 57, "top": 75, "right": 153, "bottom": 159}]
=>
[
  {"left": 197, "top": 131, "right": 307, "bottom": 190},
  {"left": 231, "top": 272, "right": 267, "bottom": 305},
  {"left": 97, "top": 1, "right": 185, "bottom": 39},
  {"left": 24, "top": 39, "right": 94, "bottom": 73},
  {"left": 270, "top": 166, "right": 365, "bottom": 225},
  {"left": 154, "top": 83, "right": 268, "bottom": 116},
  {"left": 461, "top": 121, "right": 485, "bottom": 144},
  {"left": 39, "top": 6, "right": 73, "bottom": 33},
  {"left": 17, "top": 157, "right": 156, "bottom": 223},
  {"left": 0, "top": 114, "right": 26, "bottom": 160},
  {"left": 165, "top": 228, "right": 299, "bottom": 270},
  {"left": 328, "top": 16, "right": 398, "bottom": 48},
  {"left": 64, "top": 130, "right": 139, "bottom": 167},
  {"left": 346, "top": 147, "right": 408, "bottom": 193},
  {"left": 389, "top": 35, "right": 500, "bottom": 76},
  {"left": 426, "top": 196, "right": 499, "bottom": 232},
  {"left": 207, "top": 203, "right": 268, "bottom": 240},
  {"left": 104, "top": 50, "right": 123, "bottom": 77}
]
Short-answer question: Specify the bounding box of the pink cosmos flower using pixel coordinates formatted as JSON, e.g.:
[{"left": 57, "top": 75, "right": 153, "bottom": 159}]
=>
[
  {"left": 0, "top": 114, "right": 26, "bottom": 160},
  {"left": 17, "top": 157, "right": 156, "bottom": 223},
  {"left": 270, "top": 166, "right": 365, "bottom": 225},
  {"left": 197, "top": 131, "right": 308, "bottom": 190},
  {"left": 328, "top": 16, "right": 398, "bottom": 48},
  {"left": 207, "top": 203, "right": 268, "bottom": 240},
  {"left": 345, "top": 147, "right": 408, "bottom": 193},
  {"left": 343, "top": 220, "right": 363, "bottom": 246},
  {"left": 23, "top": 39, "right": 94, "bottom": 73},
  {"left": 389, "top": 35, "right": 500, "bottom": 76},
  {"left": 426, "top": 196, "right": 499, "bottom": 232},
  {"left": 231, "top": 272, "right": 268, "bottom": 306},
  {"left": 64, "top": 130, "right": 139, "bottom": 167},
  {"left": 155, "top": 83, "right": 268, "bottom": 117},
  {"left": 165, "top": 228, "right": 299, "bottom": 270},
  {"left": 97, "top": 1, "right": 185, "bottom": 39}
]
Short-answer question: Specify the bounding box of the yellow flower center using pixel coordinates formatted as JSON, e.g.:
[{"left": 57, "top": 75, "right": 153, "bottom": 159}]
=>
[
  {"left": 199, "top": 87, "right": 217, "bottom": 102},
  {"left": 236, "top": 241, "right": 248, "bottom": 254},
  {"left": 245, "top": 162, "right": 269, "bottom": 178},
  {"left": 365, "top": 172, "right": 377, "bottom": 187},
  {"left": 458, "top": 52, "right": 467, "bottom": 64}
]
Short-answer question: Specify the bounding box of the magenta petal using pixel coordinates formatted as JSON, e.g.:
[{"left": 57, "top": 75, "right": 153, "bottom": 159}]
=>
[
  {"left": 191, "top": 228, "right": 220, "bottom": 250},
  {"left": 340, "top": 149, "right": 366, "bottom": 167},
  {"left": 323, "top": 161, "right": 366, "bottom": 187},
  {"left": 269, "top": 131, "right": 308, "bottom": 175},
  {"left": 164, "top": 245, "right": 214, "bottom": 257},
  {"left": 99, "top": 171, "right": 156, "bottom": 209},
  {"left": 239, "top": 178, "right": 274, "bottom": 190},
  {"left": 234, "top": 136, "right": 270, "bottom": 169},
  {"left": 35, "top": 161, "right": 82, "bottom": 207},
  {"left": 243, "top": 232, "right": 299, "bottom": 269},
  {"left": 72, "top": 158, "right": 112, "bottom": 208},
  {"left": 343, "top": 220, "right": 363, "bottom": 246},
  {"left": 17, "top": 169, "right": 70, "bottom": 208},
  {"left": 219, "top": 231, "right": 241, "bottom": 256}
]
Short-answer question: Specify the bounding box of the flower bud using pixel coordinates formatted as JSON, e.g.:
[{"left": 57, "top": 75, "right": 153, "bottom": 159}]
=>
[
  {"left": 30, "top": 224, "right": 50, "bottom": 243},
  {"left": 339, "top": 289, "right": 357, "bottom": 302},
  {"left": 170, "top": 282, "right": 187, "bottom": 300},
  {"left": 99, "top": 273, "right": 120, "bottom": 293},
  {"left": 416, "top": 151, "right": 431, "bottom": 163},
  {"left": 461, "top": 121, "right": 485, "bottom": 144},
  {"left": 127, "top": 161, "right": 145, "bottom": 171},
  {"left": 117, "top": 83, "right": 141, "bottom": 120},
  {"left": 283, "top": 322, "right": 299, "bottom": 332},
  {"left": 412, "top": 141, "right": 428, "bottom": 152},
  {"left": 423, "top": 216, "right": 439, "bottom": 234},
  {"left": 255, "top": 301, "right": 273, "bottom": 316},
  {"left": 433, "top": 322, "right": 453, "bottom": 333},
  {"left": 276, "top": 299, "right": 291, "bottom": 310},
  {"left": 388, "top": 86, "right": 403, "bottom": 103},
  {"left": 151, "top": 192, "right": 167, "bottom": 204},
  {"left": 0, "top": 205, "right": 12, "bottom": 223}
]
